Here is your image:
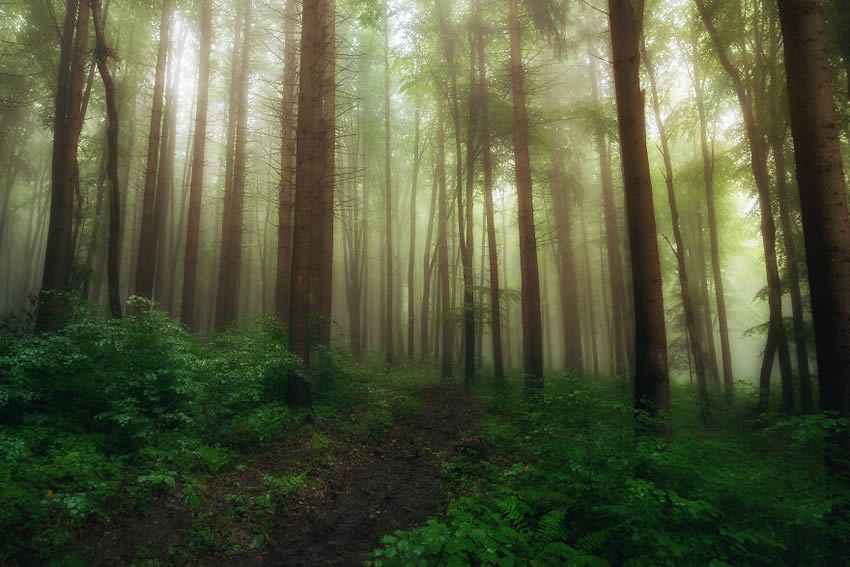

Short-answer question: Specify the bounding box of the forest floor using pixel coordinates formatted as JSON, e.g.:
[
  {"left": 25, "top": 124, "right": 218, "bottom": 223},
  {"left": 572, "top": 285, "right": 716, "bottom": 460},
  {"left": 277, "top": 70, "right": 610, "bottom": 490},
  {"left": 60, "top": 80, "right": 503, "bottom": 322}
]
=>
[{"left": 76, "top": 382, "right": 482, "bottom": 566}]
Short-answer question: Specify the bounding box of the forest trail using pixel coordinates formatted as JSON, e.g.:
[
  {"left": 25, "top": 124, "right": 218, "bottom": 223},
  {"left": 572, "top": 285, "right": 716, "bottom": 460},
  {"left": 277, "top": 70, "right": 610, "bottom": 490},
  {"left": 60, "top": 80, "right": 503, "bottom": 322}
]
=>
[{"left": 79, "top": 382, "right": 482, "bottom": 566}]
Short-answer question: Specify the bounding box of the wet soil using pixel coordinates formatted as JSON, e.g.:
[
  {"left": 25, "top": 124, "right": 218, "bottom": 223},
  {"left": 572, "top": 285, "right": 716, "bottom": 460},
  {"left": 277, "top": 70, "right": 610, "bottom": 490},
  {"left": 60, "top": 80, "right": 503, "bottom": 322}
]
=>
[{"left": 77, "top": 382, "right": 481, "bottom": 566}]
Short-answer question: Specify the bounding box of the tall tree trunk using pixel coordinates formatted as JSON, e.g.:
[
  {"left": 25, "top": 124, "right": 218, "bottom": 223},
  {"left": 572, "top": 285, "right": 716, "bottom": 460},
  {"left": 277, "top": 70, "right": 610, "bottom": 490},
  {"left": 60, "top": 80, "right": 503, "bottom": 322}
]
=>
[
  {"left": 317, "top": 0, "right": 335, "bottom": 347},
  {"left": 508, "top": 0, "right": 544, "bottom": 392},
  {"left": 778, "top": 0, "right": 850, "bottom": 474},
  {"left": 181, "top": 0, "right": 212, "bottom": 330},
  {"left": 288, "top": 0, "right": 334, "bottom": 408},
  {"left": 215, "top": 0, "right": 251, "bottom": 331},
  {"left": 696, "top": 0, "right": 793, "bottom": 413},
  {"left": 476, "top": 3, "right": 503, "bottom": 379},
  {"left": 421, "top": 169, "right": 438, "bottom": 361},
  {"left": 642, "top": 38, "right": 709, "bottom": 422},
  {"left": 462, "top": 29, "right": 478, "bottom": 385},
  {"left": 609, "top": 0, "right": 670, "bottom": 437},
  {"left": 407, "top": 110, "right": 421, "bottom": 360},
  {"left": 691, "top": 48, "right": 734, "bottom": 401},
  {"left": 579, "top": 199, "right": 600, "bottom": 375},
  {"left": 384, "top": 7, "right": 394, "bottom": 365},
  {"left": 37, "top": 0, "right": 88, "bottom": 332},
  {"left": 590, "top": 61, "right": 630, "bottom": 377},
  {"left": 549, "top": 131, "right": 583, "bottom": 373},
  {"left": 274, "top": 0, "right": 298, "bottom": 326},
  {"left": 134, "top": 0, "right": 171, "bottom": 302},
  {"left": 90, "top": 2, "right": 122, "bottom": 317},
  {"left": 436, "top": 96, "right": 453, "bottom": 379}
]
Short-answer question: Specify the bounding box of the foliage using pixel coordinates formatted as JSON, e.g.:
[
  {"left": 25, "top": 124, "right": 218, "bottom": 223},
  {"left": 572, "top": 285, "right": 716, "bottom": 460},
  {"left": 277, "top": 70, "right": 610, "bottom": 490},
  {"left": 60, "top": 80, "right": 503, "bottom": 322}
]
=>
[
  {"left": 369, "top": 376, "right": 850, "bottom": 566},
  {"left": 0, "top": 307, "right": 301, "bottom": 561}
]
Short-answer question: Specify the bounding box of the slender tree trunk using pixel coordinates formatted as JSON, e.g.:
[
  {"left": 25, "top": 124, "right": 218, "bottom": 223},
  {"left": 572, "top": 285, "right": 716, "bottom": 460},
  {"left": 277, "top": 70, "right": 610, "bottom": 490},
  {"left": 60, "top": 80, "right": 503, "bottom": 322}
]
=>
[
  {"left": 215, "top": 0, "right": 251, "bottom": 331},
  {"left": 549, "top": 132, "right": 583, "bottom": 373},
  {"left": 609, "top": 0, "right": 670, "bottom": 437},
  {"left": 134, "top": 0, "right": 171, "bottom": 302},
  {"left": 181, "top": 0, "right": 212, "bottom": 330},
  {"left": 407, "top": 110, "right": 421, "bottom": 360},
  {"left": 436, "top": 97, "right": 453, "bottom": 379},
  {"left": 691, "top": 51, "right": 734, "bottom": 401},
  {"left": 274, "top": 0, "right": 298, "bottom": 328},
  {"left": 384, "top": 8, "right": 394, "bottom": 365},
  {"left": 421, "top": 169, "right": 438, "bottom": 360},
  {"left": 91, "top": 0, "right": 122, "bottom": 317},
  {"left": 696, "top": 0, "right": 793, "bottom": 413},
  {"left": 462, "top": 29, "right": 478, "bottom": 385},
  {"left": 590, "top": 61, "right": 630, "bottom": 377},
  {"left": 508, "top": 0, "right": 544, "bottom": 392},
  {"left": 642, "top": 38, "right": 708, "bottom": 422},
  {"left": 778, "top": 0, "right": 850, "bottom": 473},
  {"left": 579, "top": 199, "right": 600, "bottom": 375},
  {"left": 476, "top": 4, "right": 503, "bottom": 379}
]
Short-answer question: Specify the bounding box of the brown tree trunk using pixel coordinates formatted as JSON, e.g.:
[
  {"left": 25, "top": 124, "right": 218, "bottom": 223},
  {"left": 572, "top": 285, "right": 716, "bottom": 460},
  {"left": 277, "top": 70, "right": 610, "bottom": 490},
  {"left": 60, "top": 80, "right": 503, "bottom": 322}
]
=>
[
  {"left": 91, "top": 0, "right": 122, "bottom": 318},
  {"left": 462, "top": 29, "right": 478, "bottom": 385},
  {"left": 215, "top": 0, "right": 251, "bottom": 331},
  {"left": 436, "top": 96, "right": 453, "bottom": 379},
  {"left": 778, "top": 0, "right": 850, "bottom": 473},
  {"left": 421, "top": 169, "right": 438, "bottom": 361},
  {"left": 608, "top": 0, "right": 670, "bottom": 437},
  {"left": 384, "top": 8, "right": 394, "bottom": 365},
  {"left": 508, "top": 0, "right": 544, "bottom": 392},
  {"left": 37, "top": 0, "right": 88, "bottom": 332},
  {"left": 590, "top": 61, "right": 630, "bottom": 377},
  {"left": 476, "top": 2, "right": 504, "bottom": 379},
  {"left": 180, "top": 0, "right": 212, "bottom": 330},
  {"left": 549, "top": 131, "right": 583, "bottom": 373},
  {"left": 274, "top": 0, "right": 298, "bottom": 325},
  {"left": 134, "top": 0, "right": 171, "bottom": 302},
  {"left": 579, "top": 199, "right": 601, "bottom": 375},
  {"left": 407, "top": 110, "right": 421, "bottom": 360},
  {"left": 696, "top": 0, "right": 794, "bottom": 413},
  {"left": 691, "top": 50, "right": 734, "bottom": 401},
  {"left": 288, "top": 0, "right": 334, "bottom": 408},
  {"left": 642, "top": 38, "right": 709, "bottom": 422}
]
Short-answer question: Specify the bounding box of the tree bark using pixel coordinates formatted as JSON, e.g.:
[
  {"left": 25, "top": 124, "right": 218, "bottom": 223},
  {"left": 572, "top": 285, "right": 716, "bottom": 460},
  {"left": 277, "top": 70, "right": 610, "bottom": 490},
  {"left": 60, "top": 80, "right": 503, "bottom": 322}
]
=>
[
  {"left": 288, "top": 0, "right": 334, "bottom": 408},
  {"left": 778, "top": 0, "right": 850, "bottom": 474},
  {"left": 90, "top": 0, "right": 122, "bottom": 318},
  {"left": 215, "top": 0, "right": 251, "bottom": 331},
  {"left": 608, "top": 0, "right": 670, "bottom": 437},
  {"left": 476, "top": 2, "right": 504, "bottom": 380},
  {"left": 436, "top": 96, "right": 453, "bottom": 379},
  {"left": 642, "top": 38, "right": 709, "bottom": 422},
  {"left": 696, "top": 0, "right": 794, "bottom": 413},
  {"left": 407, "top": 110, "right": 421, "bottom": 360},
  {"left": 384, "top": 7, "right": 394, "bottom": 365},
  {"left": 134, "top": 0, "right": 171, "bottom": 302},
  {"left": 181, "top": 0, "right": 212, "bottom": 330},
  {"left": 691, "top": 47, "right": 734, "bottom": 401},
  {"left": 508, "top": 0, "right": 544, "bottom": 392}
]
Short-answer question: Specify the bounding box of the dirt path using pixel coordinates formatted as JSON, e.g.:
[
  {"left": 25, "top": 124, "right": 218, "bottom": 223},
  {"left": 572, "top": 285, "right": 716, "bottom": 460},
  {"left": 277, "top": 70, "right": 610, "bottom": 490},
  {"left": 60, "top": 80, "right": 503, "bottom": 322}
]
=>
[
  {"left": 257, "top": 383, "right": 480, "bottom": 566},
  {"left": 78, "top": 382, "right": 481, "bottom": 566}
]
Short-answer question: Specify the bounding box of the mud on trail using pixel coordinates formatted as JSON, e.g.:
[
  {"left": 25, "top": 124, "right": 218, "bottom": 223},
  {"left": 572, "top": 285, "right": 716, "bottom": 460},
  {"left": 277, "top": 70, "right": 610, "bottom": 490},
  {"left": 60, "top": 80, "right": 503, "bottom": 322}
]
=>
[{"left": 78, "top": 382, "right": 482, "bottom": 566}]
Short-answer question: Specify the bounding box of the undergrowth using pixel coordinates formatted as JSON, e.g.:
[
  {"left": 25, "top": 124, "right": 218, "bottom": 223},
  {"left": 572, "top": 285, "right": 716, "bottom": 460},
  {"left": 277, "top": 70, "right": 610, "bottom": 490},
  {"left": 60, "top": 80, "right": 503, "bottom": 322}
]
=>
[
  {"left": 369, "top": 375, "right": 850, "bottom": 566},
  {"left": 0, "top": 302, "right": 415, "bottom": 563}
]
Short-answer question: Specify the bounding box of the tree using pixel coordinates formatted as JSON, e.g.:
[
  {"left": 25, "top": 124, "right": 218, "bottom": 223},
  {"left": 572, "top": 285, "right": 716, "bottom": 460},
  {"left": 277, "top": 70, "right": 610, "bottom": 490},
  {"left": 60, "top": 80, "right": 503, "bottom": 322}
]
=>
[
  {"left": 476, "top": 0, "right": 504, "bottom": 380},
  {"left": 37, "top": 0, "right": 89, "bottom": 332},
  {"left": 90, "top": 0, "right": 122, "bottom": 319},
  {"left": 134, "top": 0, "right": 171, "bottom": 302},
  {"left": 642, "top": 36, "right": 709, "bottom": 421},
  {"left": 778, "top": 0, "right": 850, "bottom": 474},
  {"left": 508, "top": 0, "right": 544, "bottom": 392},
  {"left": 274, "top": 0, "right": 299, "bottom": 327},
  {"left": 436, "top": 95, "right": 453, "bottom": 380},
  {"left": 608, "top": 0, "right": 670, "bottom": 437},
  {"left": 695, "top": 0, "right": 794, "bottom": 413},
  {"left": 384, "top": 4, "right": 394, "bottom": 365},
  {"left": 215, "top": 0, "right": 252, "bottom": 331},
  {"left": 180, "top": 0, "right": 212, "bottom": 330},
  {"left": 287, "top": 0, "right": 335, "bottom": 408}
]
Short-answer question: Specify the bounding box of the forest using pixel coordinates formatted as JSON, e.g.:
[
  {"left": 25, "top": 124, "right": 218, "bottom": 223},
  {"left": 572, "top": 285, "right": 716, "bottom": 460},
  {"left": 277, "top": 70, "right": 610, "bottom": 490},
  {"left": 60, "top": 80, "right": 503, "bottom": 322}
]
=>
[{"left": 1, "top": 0, "right": 850, "bottom": 564}]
